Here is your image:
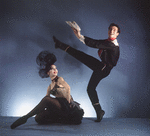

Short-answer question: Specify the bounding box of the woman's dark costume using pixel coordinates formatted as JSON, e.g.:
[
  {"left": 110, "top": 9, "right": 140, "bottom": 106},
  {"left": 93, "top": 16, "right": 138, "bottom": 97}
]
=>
[{"left": 10, "top": 51, "right": 84, "bottom": 129}]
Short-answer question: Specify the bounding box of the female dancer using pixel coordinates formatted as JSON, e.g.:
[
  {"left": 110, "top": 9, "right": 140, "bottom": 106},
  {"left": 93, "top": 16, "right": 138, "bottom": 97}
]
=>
[
  {"left": 10, "top": 51, "right": 84, "bottom": 129},
  {"left": 53, "top": 23, "right": 120, "bottom": 122}
]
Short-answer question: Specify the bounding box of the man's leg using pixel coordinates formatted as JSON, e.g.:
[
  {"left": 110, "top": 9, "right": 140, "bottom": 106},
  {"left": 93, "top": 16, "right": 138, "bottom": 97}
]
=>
[
  {"left": 53, "top": 36, "right": 104, "bottom": 71},
  {"left": 53, "top": 36, "right": 106, "bottom": 122},
  {"left": 87, "top": 70, "right": 105, "bottom": 122}
]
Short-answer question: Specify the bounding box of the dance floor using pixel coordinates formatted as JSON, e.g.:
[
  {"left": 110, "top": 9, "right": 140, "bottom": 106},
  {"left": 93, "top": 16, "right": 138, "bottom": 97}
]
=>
[{"left": 1, "top": 116, "right": 150, "bottom": 136}]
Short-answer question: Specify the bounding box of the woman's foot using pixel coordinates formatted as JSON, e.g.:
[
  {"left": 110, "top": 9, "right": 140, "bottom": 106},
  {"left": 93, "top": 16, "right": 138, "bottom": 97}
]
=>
[
  {"left": 95, "top": 110, "right": 105, "bottom": 122},
  {"left": 10, "top": 116, "right": 28, "bottom": 129}
]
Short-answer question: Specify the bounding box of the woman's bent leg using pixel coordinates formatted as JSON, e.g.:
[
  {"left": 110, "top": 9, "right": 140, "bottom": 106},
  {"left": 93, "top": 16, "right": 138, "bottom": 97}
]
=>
[
  {"left": 25, "top": 96, "right": 62, "bottom": 118},
  {"left": 35, "top": 110, "right": 60, "bottom": 124}
]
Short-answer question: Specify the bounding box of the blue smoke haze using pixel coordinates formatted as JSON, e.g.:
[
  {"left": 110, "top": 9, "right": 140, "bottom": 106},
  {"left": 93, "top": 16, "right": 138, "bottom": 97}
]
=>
[{"left": 0, "top": 0, "right": 150, "bottom": 118}]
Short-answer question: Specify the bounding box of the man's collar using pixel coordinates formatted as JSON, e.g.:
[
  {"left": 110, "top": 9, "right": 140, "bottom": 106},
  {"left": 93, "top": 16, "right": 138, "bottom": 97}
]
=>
[
  {"left": 111, "top": 39, "right": 119, "bottom": 46},
  {"left": 108, "top": 37, "right": 116, "bottom": 41}
]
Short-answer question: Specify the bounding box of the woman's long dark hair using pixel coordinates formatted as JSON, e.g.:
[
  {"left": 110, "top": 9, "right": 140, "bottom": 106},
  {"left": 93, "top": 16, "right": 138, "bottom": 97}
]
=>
[{"left": 36, "top": 51, "right": 57, "bottom": 78}]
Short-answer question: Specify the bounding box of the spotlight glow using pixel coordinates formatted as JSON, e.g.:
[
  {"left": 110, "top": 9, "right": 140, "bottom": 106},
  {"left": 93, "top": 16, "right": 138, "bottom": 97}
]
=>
[
  {"left": 80, "top": 100, "right": 95, "bottom": 117},
  {"left": 14, "top": 102, "right": 35, "bottom": 117}
]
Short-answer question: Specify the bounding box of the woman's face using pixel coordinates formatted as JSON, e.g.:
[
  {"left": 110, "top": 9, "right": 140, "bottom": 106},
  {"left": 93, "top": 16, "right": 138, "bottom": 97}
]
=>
[{"left": 47, "top": 65, "right": 58, "bottom": 77}]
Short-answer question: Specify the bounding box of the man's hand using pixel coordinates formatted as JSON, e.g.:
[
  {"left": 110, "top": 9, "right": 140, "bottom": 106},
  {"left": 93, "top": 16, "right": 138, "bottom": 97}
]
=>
[{"left": 71, "top": 27, "right": 81, "bottom": 39}]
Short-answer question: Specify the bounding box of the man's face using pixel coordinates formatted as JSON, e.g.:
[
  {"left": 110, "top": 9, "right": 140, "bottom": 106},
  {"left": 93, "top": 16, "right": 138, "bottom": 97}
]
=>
[{"left": 108, "top": 26, "right": 119, "bottom": 39}]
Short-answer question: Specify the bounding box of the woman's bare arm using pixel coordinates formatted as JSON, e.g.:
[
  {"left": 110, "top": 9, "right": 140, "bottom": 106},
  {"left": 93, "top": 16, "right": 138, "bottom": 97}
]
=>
[
  {"left": 46, "top": 85, "right": 51, "bottom": 97},
  {"left": 57, "top": 77, "right": 71, "bottom": 103}
]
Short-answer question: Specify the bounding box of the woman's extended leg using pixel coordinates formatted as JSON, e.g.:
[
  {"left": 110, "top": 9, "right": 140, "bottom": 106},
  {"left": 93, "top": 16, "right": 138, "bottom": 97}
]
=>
[{"left": 10, "top": 96, "right": 63, "bottom": 129}]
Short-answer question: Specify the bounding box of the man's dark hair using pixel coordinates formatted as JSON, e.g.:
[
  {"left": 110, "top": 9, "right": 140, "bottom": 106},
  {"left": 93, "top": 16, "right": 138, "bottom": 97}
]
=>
[{"left": 108, "top": 23, "right": 121, "bottom": 34}]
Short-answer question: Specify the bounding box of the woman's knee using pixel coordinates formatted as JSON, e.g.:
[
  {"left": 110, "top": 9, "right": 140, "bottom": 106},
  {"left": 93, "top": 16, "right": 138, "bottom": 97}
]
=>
[
  {"left": 41, "top": 96, "right": 49, "bottom": 101},
  {"left": 40, "top": 96, "right": 53, "bottom": 104}
]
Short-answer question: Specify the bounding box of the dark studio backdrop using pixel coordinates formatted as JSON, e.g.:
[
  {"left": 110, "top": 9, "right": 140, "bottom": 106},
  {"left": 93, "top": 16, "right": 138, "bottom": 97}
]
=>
[{"left": 0, "top": 0, "right": 150, "bottom": 118}]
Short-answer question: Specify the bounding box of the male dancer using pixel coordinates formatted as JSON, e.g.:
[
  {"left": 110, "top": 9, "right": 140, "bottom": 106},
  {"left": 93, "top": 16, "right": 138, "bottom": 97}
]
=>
[{"left": 53, "top": 23, "right": 120, "bottom": 122}]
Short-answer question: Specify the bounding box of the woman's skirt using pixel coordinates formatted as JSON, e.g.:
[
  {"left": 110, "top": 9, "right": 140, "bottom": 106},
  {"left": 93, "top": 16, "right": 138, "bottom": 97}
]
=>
[
  {"left": 55, "top": 97, "right": 84, "bottom": 124},
  {"left": 35, "top": 97, "right": 84, "bottom": 125}
]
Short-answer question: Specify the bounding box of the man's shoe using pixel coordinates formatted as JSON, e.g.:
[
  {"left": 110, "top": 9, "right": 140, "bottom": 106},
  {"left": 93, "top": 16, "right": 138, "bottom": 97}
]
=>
[
  {"left": 53, "top": 36, "right": 69, "bottom": 51},
  {"left": 95, "top": 110, "right": 105, "bottom": 122}
]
